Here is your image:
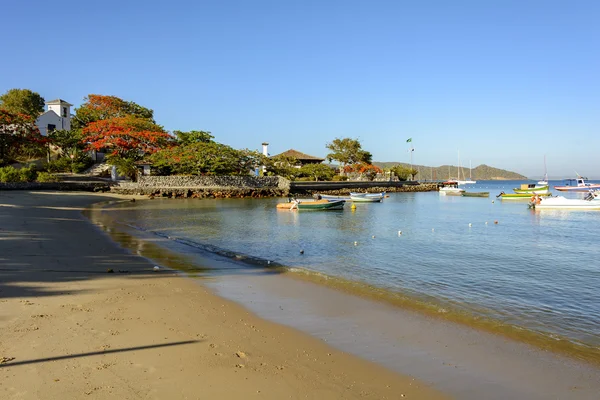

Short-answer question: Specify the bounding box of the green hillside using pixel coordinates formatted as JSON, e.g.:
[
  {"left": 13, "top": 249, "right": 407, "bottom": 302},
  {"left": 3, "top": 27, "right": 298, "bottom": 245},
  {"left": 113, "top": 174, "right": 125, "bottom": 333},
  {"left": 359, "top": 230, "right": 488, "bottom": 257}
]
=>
[{"left": 374, "top": 162, "right": 528, "bottom": 181}]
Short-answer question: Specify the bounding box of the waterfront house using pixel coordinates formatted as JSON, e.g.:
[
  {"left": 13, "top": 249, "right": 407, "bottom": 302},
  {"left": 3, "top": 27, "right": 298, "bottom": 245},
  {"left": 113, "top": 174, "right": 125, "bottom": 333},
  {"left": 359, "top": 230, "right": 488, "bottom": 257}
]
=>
[
  {"left": 36, "top": 99, "right": 72, "bottom": 136},
  {"left": 273, "top": 149, "right": 325, "bottom": 167}
]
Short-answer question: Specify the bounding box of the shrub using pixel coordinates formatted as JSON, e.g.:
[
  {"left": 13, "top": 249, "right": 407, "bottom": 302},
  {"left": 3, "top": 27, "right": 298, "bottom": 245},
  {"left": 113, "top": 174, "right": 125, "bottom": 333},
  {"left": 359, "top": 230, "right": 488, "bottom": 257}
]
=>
[
  {"left": 46, "top": 155, "right": 93, "bottom": 173},
  {"left": 0, "top": 166, "right": 21, "bottom": 182},
  {"left": 36, "top": 172, "right": 59, "bottom": 183},
  {"left": 332, "top": 175, "right": 348, "bottom": 181},
  {"left": 19, "top": 166, "right": 38, "bottom": 182}
]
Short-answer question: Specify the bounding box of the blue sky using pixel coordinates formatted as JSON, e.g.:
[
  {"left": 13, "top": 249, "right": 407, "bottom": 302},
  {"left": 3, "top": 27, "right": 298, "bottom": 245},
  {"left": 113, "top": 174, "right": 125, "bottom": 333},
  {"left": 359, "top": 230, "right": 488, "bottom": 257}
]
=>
[{"left": 1, "top": 0, "right": 598, "bottom": 178}]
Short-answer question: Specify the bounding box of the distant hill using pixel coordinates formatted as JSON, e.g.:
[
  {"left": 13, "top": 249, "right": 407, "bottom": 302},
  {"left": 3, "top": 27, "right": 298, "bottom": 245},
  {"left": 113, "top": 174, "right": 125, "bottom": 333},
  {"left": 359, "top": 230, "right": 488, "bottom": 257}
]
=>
[{"left": 374, "top": 162, "right": 528, "bottom": 181}]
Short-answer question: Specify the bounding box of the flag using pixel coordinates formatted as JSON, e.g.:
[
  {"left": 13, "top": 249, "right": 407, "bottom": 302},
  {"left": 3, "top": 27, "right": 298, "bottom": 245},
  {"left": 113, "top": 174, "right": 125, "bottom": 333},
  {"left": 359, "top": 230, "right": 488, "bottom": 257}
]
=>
[{"left": 406, "top": 138, "right": 412, "bottom": 143}]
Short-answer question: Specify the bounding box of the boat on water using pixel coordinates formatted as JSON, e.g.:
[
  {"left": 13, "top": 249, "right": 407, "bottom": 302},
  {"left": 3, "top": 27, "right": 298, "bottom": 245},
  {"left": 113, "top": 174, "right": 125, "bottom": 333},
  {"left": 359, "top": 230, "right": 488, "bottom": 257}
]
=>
[
  {"left": 497, "top": 192, "right": 552, "bottom": 200},
  {"left": 554, "top": 176, "right": 600, "bottom": 192},
  {"left": 439, "top": 181, "right": 465, "bottom": 196},
  {"left": 276, "top": 199, "right": 345, "bottom": 210},
  {"left": 350, "top": 195, "right": 382, "bottom": 203},
  {"left": 529, "top": 191, "right": 600, "bottom": 210},
  {"left": 462, "top": 191, "right": 489, "bottom": 197},
  {"left": 349, "top": 191, "right": 385, "bottom": 199},
  {"left": 512, "top": 183, "right": 550, "bottom": 194},
  {"left": 318, "top": 194, "right": 352, "bottom": 201}
]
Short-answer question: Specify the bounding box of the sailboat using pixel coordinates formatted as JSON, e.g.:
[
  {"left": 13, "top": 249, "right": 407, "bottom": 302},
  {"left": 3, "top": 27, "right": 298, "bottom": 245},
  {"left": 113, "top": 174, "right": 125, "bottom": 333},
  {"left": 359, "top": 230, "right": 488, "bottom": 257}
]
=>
[
  {"left": 456, "top": 152, "right": 476, "bottom": 185},
  {"left": 538, "top": 155, "right": 548, "bottom": 185}
]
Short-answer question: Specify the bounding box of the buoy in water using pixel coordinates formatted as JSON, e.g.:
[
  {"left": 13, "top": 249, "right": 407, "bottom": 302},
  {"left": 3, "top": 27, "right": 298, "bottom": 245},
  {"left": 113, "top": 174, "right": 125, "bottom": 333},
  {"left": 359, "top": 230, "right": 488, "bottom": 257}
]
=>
[
  {"left": 300, "top": 250, "right": 304, "bottom": 254},
  {"left": 354, "top": 241, "right": 358, "bottom": 246},
  {"left": 432, "top": 228, "right": 435, "bottom": 232},
  {"left": 351, "top": 204, "right": 356, "bottom": 210},
  {"left": 494, "top": 220, "right": 499, "bottom": 224},
  {"left": 485, "top": 221, "right": 488, "bottom": 225},
  {"left": 372, "top": 235, "right": 376, "bottom": 239},
  {"left": 468, "top": 223, "right": 472, "bottom": 227},
  {"left": 398, "top": 230, "right": 402, "bottom": 236}
]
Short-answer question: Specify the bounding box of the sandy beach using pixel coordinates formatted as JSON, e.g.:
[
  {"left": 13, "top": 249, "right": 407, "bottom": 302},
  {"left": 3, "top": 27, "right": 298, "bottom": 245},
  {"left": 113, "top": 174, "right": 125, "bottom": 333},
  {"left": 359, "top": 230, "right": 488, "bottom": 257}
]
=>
[{"left": 0, "top": 191, "right": 445, "bottom": 399}]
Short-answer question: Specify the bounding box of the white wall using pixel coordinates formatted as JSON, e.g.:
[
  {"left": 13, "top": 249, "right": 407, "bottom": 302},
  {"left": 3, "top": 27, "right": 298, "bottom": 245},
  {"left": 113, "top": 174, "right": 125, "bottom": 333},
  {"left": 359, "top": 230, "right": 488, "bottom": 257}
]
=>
[
  {"left": 36, "top": 111, "right": 67, "bottom": 136},
  {"left": 47, "top": 104, "right": 71, "bottom": 130}
]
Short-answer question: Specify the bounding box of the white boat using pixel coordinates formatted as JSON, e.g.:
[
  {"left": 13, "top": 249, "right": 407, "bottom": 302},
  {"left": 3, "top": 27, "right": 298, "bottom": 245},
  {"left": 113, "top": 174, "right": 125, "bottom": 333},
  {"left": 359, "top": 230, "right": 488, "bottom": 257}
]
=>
[
  {"left": 439, "top": 181, "right": 465, "bottom": 196},
  {"left": 554, "top": 176, "right": 600, "bottom": 192},
  {"left": 530, "top": 191, "right": 600, "bottom": 209},
  {"left": 349, "top": 192, "right": 385, "bottom": 199},
  {"left": 350, "top": 195, "right": 382, "bottom": 203}
]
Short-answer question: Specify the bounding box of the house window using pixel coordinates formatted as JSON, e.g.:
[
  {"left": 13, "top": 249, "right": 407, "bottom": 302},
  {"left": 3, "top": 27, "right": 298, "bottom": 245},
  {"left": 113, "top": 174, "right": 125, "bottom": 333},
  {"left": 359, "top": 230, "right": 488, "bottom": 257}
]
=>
[
  {"left": 62, "top": 107, "right": 67, "bottom": 117},
  {"left": 47, "top": 124, "right": 56, "bottom": 133}
]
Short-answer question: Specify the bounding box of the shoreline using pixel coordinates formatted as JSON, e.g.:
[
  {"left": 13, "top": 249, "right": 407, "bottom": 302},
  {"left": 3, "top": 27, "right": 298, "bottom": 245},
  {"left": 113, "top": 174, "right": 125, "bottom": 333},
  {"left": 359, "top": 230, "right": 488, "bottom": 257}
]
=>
[
  {"left": 86, "top": 196, "right": 600, "bottom": 399},
  {"left": 0, "top": 191, "right": 445, "bottom": 399},
  {"left": 91, "top": 198, "right": 600, "bottom": 366}
]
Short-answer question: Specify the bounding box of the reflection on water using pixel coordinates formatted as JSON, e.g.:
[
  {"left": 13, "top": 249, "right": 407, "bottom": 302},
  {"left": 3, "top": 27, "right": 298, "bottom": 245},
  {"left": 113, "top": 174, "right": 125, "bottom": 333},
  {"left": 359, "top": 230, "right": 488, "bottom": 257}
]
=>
[{"left": 98, "top": 181, "right": 600, "bottom": 353}]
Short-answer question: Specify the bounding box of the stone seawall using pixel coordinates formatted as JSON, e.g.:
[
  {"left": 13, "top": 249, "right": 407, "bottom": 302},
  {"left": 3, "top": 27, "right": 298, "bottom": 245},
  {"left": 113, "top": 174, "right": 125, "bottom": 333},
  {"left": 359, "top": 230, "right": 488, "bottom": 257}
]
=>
[
  {"left": 111, "top": 175, "right": 291, "bottom": 198},
  {"left": 303, "top": 183, "right": 439, "bottom": 196},
  {"left": 0, "top": 182, "right": 110, "bottom": 192}
]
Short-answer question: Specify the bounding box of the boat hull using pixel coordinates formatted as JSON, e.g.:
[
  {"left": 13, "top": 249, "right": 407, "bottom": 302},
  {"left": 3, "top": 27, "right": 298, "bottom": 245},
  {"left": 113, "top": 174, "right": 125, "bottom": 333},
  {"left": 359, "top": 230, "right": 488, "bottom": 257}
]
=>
[
  {"left": 350, "top": 196, "right": 382, "bottom": 203},
  {"left": 513, "top": 186, "right": 550, "bottom": 194},
  {"left": 297, "top": 199, "right": 345, "bottom": 210},
  {"left": 533, "top": 197, "right": 600, "bottom": 209},
  {"left": 499, "top": 193, "right": 552, "bottom": 200},
  {"left": 554, "top": 185, "right": 600, "bottom": 192},
  {"left": 462, "top": 192, "right": 489, "bottom": 197}
]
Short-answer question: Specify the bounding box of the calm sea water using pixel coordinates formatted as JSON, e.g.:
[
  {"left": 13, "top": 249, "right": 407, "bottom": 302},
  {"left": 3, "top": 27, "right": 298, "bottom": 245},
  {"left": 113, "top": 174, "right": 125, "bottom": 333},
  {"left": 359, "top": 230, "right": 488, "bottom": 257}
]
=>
[{"left": 105, "top": 180, "right": 600, "bottom": 349}]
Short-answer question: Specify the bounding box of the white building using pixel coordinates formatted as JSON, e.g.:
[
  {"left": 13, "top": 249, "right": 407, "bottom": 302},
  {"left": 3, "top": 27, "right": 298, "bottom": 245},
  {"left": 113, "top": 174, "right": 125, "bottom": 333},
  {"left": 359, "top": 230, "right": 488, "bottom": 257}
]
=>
[{"left": 36, "top": 99, "right": 72, "bottom": 136}]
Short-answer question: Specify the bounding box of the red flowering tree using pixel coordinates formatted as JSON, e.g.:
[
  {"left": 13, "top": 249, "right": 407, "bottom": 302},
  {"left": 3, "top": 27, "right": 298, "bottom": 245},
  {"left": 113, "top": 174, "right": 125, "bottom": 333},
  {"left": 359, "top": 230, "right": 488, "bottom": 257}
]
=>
[
  {"left": 82, "top": 115, "right": 172, "bottom": 159},
  {"left": 72, "top": 94, "right": 155, "bottom": 129},
  {"left": 343, "top": 162, "right": 383, "bottom": 181},
  {"left": 0, "top": 109, "right": 47, "bottom": 165}
]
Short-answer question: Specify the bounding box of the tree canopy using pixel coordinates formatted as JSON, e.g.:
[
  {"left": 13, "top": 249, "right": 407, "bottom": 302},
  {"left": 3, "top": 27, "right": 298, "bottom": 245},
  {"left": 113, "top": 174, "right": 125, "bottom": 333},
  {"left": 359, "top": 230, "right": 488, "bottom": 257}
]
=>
[
  {"left": 325, "top": 138, "right": 372, "bottom": 166},
  {"left": 0, "top": 109, "right": 46, "bottom": 165},
  {"left": 72, "top": 94, "right": 155, "bottom": 129},
  {"left": 174, "top": 130, "right": 214, "bottom": 145},
  {"left": 82, "top": 115, "right": 172, "bottom": 159},
  {"left": 0, "top": 89, "right": 45, "bottom": 119},
  {"left": 150, "top": 142, "right": 262, "bottom": 176}
]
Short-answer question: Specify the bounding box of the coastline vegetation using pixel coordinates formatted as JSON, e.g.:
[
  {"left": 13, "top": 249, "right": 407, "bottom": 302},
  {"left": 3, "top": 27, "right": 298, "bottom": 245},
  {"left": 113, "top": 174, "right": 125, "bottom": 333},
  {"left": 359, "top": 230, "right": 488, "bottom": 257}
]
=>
[{"left": 1, "top": 88, "right": 525, "bottom": 182}]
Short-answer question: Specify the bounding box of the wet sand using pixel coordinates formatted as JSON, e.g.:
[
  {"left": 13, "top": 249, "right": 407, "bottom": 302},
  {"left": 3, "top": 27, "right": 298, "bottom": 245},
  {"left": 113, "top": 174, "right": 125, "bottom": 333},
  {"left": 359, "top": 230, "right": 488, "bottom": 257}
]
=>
[
  {"left": 0, "top": 191, "right": 444, "bottom": 399},
  {"left": 88, "top": 195, "right": 600, "bottom": 400}
]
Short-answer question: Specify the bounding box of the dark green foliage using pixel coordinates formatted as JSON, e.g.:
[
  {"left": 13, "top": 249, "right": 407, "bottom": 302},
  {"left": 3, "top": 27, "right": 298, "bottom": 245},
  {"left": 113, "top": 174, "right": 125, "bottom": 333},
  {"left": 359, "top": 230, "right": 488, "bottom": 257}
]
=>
[
  {"left": 46, "top": 154, "right": 93, "bottom": 173},
  {"left": 150, "top": 142, "right": 263, "bottom": 176},
  {"left": 174, "top": 130, "right": 214, "bottom": 145},
  {"left": 325, "top": 138, "right": 372, "bottom": 166},
  {"left": 0, "top": 165, "right": 38, "bottom": 182},
  {"left": 0, "top": 89, "right": 45, "bottom": 118},
  {"left": 297, "top": 163, "right": 336, "bottom": 181}
]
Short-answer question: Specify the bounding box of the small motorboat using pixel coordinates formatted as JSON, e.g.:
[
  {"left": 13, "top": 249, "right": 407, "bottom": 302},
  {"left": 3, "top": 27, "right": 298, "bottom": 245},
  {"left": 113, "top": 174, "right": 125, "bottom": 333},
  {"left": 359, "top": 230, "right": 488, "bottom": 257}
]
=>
[
  {"left": 350, "top": 195, "right": 382, "bottom": 203},
  {"left": 529, "top": 191, "right": 600, "bottom": 209},
  {"left": 497, "top": 192, "right": 552, "bottom": 200},
  {"left": 512, "top": 183, "right": 550, "bottom": 194},
  {"left": 462, "top": 191, "right": 489, "bottom": 197},
  {"left": 349, "top": 191, "right": 385, "bottom": 199},
  {"left": 439, "top": 181, "right": 465, "bottom": 196},
  {"left": 554, "top": 176, "right": 600, "bottom": 192},
  {"left": 276, "top": 199, "right": 345, "bottom": 210}
]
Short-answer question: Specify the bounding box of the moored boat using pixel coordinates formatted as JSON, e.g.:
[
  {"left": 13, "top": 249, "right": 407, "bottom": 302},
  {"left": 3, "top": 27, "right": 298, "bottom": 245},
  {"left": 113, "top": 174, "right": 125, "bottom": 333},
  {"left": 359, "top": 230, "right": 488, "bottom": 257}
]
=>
[
  {"left": 554, "top": 176, "right": 600, "bottom": 192},
  {"left": 318, "top": 194, "right": 352, "bottom": 201},
  {"left": 497, "top": 192, "right": 552, "bottom": 200},
  {"left": 439, "top": 181, "right": 465, "bottom": 196},
  {"left": 529, "top": 192, "right": 600, "bottom": 209},
  {"left": 512, "top": 183, "right": 550, "bottom": 194},
  {"left": 462, "top": 191, "right": 489, "bottom": 197},
  {"left": 350, "top": 195, "right": 382, "bottom": 202},
  {"left": 276, "top": 199, "right": 346, "bottom": 210},
  {"left": 349, "top": 191, "right": 385, "bottom": 199}
]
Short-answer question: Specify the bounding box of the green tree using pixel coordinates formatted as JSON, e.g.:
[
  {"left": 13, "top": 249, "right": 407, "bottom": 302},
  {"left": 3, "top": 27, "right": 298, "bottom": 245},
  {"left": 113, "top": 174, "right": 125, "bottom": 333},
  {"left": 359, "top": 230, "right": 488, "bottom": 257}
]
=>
[
  {"left": 263, "top": 154, "right": 300, "bottom": 179},
  {"left": 0, "top": 89, "right": 45, "bottom": 118},
  {"left": 390, "top": 165, "right": 418, "bottom": 181},
  {"left": 297, "top": 163, "right": 335, "bottom": 181},
  {"left": 325, "top": 138, "right": 372, "bottom": 168},
  {"left": 150, "top": 142, "right": 262, "bottom": 176},
  {"left": 48, "top": 129, "right": 84, "bottom": 157},
  {"left": 174, "top": 130, "right": 214, "bottom": 145}
]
